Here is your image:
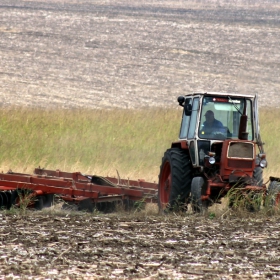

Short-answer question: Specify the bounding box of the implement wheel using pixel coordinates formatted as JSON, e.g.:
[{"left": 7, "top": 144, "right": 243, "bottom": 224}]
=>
[{"left": 158, "top": 148, "right": 192, "bottom": 212}]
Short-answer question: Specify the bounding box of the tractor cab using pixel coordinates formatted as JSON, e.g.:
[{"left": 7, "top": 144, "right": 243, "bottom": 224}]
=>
[{"left": 177, "top": 93, "right": 266, "bottom": 172}]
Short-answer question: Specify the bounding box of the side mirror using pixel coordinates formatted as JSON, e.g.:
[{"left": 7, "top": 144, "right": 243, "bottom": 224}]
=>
[
  {"left": 177, "top": 96, "right": 192, "bottom": 115},
  {"left": 184, "top": 104, "right": 192, "bottom": 116},
  {"left": 177, "top": 96, "right": 185, "bottom": 107}
]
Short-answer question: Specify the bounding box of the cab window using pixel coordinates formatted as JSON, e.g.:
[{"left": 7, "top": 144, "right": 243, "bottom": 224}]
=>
[
  {"left": 179, "top": 98, "right": 192, "bottom": 139},
  {"left": 188, "top": 97, "right": 199, "bottom": 139},
  {"left": 199, "top": 96, "right": 253, "bottom": 140}
]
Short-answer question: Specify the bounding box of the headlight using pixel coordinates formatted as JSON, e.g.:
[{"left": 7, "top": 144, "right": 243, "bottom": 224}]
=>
[
  {"left": 260, "top": 159, "right": 267, "bottom": 168},
  {"left": 257, "top": 153, "right": 267, "bottom": 168},
  {"left": 209, "top": 157, "right": 216, "bottom": 165}
]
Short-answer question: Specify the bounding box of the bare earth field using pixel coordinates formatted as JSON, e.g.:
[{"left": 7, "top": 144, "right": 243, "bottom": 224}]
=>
[
  {"left": 1, "top": 0, "right": 280, "bottom": 279},
  {"left": 1, "top": 212, "right": 280, "bottom": 279},
  {"left": 0, "top": 0, "right": 280, "bottom": 109}
]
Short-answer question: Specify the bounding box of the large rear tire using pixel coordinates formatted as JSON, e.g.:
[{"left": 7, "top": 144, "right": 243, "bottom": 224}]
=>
[{"left": 158, "top": 148, "right": 192, "bottom": 212}]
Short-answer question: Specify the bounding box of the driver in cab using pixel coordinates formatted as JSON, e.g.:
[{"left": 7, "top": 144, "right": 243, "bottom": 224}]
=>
[{"left": 200, "top": 110, "right": 224, "bottom": 137}]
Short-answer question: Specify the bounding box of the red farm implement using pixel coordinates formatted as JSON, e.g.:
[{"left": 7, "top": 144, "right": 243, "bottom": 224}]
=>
[{"left": 0, "top": 168, "right": 158, "bottom": 212}]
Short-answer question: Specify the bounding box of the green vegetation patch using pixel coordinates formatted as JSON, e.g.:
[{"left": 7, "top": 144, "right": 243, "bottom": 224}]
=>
[
  {"left": 0, "top": 107, "right": 277, "bottom": 182},
  {"left": 0, "top": 107, "right": 181, "bottom": 181}
]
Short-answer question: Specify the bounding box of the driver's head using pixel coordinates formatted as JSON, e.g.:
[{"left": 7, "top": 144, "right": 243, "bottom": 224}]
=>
[{"left": 204, "top": 110, "right": 215, "bottom": 124}]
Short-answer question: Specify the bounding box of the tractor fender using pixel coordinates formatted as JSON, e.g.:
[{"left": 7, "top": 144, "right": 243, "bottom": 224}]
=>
[{"left": 171, "top": 140, "right": 189, "bottom": 150}]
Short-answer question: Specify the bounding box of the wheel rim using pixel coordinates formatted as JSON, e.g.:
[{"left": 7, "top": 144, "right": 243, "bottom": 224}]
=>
[{"left": 159, "top": 161, "right": 171, "bottom": 209}]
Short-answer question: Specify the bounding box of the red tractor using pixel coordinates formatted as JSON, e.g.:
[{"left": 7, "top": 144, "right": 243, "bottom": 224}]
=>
[{"left": 158, "top": 92, "right": 269, "bottom": 212}]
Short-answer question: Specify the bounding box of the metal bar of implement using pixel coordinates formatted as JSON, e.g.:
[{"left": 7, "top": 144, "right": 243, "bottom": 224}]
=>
[
  {"left": 34, "top": 168, "right": 158, "bottom": 190},
  {"left": 58, "top": 195, "right": 124, "bottom": 203},
  {"left": 0, "top": 180, "right": 100, "bottom": 199},
  {"left": 0, "top": 176, "right": 146, "bottom": 198},
  {"left": 4, "top": 172, "right": 157, "bottom": 197},
  {"left": 0, "top": 175, "right": 154, "bottom": 199}
]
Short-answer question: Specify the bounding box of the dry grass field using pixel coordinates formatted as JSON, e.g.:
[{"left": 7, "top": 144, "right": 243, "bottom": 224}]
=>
[
  {"left": 0, "top": 0, "right": 280, "bottom": 109},
  {"left": 1, "top": 0, "right": 280, "bottom": 279}
]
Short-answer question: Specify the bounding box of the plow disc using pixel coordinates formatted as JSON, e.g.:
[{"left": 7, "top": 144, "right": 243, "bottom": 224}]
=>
[{"left": 0, "top": 168, "right": 158, "bottom": 212}]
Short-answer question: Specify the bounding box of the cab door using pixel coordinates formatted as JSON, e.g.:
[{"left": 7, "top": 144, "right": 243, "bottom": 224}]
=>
[{"left": 179, "top": 97, "right": 200, "bottom": 166}]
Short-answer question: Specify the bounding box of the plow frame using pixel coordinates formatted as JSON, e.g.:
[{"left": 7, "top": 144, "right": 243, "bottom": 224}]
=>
[{"left": 0, "top": 168, "right": 158, "bottom": 211}]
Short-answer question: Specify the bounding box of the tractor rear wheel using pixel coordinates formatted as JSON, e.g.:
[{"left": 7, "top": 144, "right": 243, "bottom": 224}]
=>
[
  {"left": 158, "top": 148, "right": 192, "bottom": 212},
  {"left": 191, "top": 176, "right": 208, "bottom": 213}
]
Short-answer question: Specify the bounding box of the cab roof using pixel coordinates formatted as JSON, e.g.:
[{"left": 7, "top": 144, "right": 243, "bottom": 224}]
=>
[{"left": 185, "top": 92, "right": 255, "bottom": 98}]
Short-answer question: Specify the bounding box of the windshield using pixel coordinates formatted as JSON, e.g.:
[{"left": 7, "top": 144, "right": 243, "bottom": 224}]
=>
[{"left": 198, "top": 96, "right": 253, "bottom": 140}]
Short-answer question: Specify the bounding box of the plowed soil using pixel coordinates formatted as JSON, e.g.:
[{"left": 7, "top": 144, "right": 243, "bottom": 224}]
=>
[
  {"left": 0, "top": 0, "right": 280, "bottom": 109},
  {"left": 1, "top": 212, "right": 280, "bottom": 279}
]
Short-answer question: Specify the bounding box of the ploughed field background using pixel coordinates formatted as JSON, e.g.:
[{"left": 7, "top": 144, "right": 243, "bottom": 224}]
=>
[
  {"left": 1, "top": 0, "right": 280, "bottom": 279},
  {"left": 0, "top": 0, "right": 280, "bottom": 109}
]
